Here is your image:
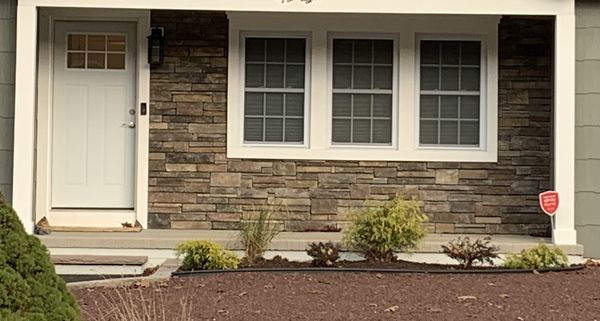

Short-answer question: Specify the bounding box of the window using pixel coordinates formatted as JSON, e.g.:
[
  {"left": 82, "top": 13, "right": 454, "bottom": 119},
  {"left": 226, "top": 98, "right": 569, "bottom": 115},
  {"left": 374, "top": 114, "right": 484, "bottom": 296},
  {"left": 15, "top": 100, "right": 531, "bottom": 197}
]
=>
[
  {"left": 67, "top": 34, "right": 126, "bottom": 70},
  {"left": 243, "top": 37, "right": 307, "bottom": 144},
  {"left": 419, "top": 40, "right": 482, "bottom": 146},
  {"left": 331, "top": 39, "right": 394, "bottom": 145}
]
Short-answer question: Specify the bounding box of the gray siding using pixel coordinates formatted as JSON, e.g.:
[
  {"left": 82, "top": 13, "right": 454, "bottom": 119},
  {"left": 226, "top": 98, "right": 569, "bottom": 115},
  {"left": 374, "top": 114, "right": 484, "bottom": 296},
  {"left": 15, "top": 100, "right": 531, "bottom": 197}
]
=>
[
  {"left": 576, "top": 0, "right": 600, "bottom": 258},
  {"left": 0, "top": 0, "right": 15, "bottom": 202}
]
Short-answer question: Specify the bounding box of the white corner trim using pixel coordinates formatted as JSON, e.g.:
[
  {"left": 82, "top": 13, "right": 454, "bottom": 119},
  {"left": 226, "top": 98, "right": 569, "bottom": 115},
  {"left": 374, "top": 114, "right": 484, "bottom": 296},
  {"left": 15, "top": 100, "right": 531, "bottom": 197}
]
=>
[{"left": 227, "top": 13, "right": 499, "bottom": 162}]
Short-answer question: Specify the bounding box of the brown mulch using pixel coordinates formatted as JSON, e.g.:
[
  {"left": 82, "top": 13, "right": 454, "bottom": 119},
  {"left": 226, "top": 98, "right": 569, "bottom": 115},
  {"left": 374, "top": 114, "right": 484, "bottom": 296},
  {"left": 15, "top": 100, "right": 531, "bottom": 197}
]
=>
[
  {"left": 238, "top": 257, "right": 455, "bottom": 270},
  {"left": 74, "top": 266, "right": 600, "bottom": 321}
]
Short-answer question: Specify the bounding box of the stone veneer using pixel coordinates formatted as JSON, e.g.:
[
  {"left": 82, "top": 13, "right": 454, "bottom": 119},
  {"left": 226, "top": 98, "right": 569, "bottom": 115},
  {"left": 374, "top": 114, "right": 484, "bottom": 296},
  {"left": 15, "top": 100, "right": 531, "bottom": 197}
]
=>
[{"left": 149, "top": 11, "right": 553, "bottom": 234}]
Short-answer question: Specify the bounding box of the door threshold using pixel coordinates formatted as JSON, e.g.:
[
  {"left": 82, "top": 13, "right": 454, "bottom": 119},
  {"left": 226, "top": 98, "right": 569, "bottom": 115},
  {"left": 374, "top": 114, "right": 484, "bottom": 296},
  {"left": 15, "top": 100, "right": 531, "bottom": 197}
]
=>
[{"left": 36, "top": 217, "right": 143, "bottom": 233}]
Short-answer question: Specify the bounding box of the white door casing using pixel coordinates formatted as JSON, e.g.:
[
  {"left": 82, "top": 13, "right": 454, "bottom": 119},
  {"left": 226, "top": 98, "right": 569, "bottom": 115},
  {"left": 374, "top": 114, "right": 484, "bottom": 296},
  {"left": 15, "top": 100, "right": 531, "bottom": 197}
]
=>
[{"left": 52, "top": 21, "right": 136, "bottom": 209}]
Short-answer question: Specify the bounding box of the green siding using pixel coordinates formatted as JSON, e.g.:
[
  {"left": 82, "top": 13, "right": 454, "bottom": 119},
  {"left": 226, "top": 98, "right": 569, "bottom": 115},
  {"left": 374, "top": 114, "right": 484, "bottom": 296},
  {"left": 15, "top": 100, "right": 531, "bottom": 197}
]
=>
[
  {"left": 576, "top": 0, "right": 600, "bottom": 258},
  {"left": 0, "top": 0, "right": 15, "bottom": 202}
]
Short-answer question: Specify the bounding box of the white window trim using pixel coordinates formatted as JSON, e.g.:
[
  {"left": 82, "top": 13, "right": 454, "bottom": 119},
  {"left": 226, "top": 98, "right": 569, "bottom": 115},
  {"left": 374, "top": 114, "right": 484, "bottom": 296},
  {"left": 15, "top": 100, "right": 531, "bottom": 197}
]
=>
[
  {"left": 227, "top": 12, "right": 499, "bottom": 162},
  {"left": 414, "top": 34, "right": 488, "bottom": 150},
  {"left": 238, "top": 31, "right": 312, "bottom": 148},
  {"left": 327, "top": 33, "right": 400, "bottom": 149}
]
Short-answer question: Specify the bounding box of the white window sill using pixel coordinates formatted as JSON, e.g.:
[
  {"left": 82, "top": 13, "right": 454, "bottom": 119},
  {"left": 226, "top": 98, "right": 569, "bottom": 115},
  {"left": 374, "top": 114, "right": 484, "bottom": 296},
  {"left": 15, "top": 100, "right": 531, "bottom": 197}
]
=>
[{"left": 227, "top": 145, "right": 497, "bottom": 163}]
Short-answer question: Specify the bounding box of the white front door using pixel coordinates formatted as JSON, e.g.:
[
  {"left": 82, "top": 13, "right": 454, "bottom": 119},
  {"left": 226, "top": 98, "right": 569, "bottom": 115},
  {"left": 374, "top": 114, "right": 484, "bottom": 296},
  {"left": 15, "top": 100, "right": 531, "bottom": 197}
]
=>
[{"left": 51, "top": 21, "right": 137, "bottom": 210}]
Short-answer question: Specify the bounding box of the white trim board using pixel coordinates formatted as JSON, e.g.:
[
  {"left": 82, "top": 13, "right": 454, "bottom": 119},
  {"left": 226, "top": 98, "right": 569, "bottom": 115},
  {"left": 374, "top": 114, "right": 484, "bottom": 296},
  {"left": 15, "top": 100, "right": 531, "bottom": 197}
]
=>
[
  {"left": 35, "top": 8, "right": 150, "bottom": 228},
  {"left": 18, "top": 0, "right": 575, "bottom": 15},
  {"left": 227, "top": 13, "right": 499, "bottom": 162}
]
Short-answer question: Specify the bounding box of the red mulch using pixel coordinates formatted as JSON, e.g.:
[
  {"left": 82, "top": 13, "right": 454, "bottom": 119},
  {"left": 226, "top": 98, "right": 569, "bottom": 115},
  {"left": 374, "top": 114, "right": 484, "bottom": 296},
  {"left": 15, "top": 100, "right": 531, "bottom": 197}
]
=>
[{"left": 74, "top": 266, "right": 600, "bottom": 321}]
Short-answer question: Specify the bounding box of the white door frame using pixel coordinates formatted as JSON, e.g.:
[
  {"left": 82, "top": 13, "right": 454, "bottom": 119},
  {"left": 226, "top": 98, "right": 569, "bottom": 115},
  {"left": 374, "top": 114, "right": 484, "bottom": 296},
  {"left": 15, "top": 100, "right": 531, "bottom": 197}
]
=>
[{"left": 35, "top": 8, "right": 150, "bottom": 228}]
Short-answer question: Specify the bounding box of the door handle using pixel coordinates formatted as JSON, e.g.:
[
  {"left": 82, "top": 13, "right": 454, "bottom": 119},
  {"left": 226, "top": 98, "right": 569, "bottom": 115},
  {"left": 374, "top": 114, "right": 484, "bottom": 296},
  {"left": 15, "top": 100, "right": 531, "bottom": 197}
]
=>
[{"left": 122, "top": 122, "right": 136, "bottom": 128}]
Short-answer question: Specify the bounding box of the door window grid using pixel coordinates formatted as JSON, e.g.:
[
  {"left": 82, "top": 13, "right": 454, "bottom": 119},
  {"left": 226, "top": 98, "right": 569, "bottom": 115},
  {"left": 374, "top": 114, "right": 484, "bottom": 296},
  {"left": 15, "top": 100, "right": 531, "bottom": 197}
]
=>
[
  {"left": 66, "top": 34, "right": 127, "bottom": 70},
  {"left": 332, "top": 39, "right": 394, "bottom": 145},
  {"left": 419, "top": 40, "right": 481, "bottom": 146},
  {"left": 243, "top": 38, "right": 306, "bottom": 143}
]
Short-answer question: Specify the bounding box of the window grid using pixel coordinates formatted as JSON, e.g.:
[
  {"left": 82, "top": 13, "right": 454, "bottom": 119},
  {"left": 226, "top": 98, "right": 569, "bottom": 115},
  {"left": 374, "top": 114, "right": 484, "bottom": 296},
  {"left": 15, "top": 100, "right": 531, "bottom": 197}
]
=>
[
  {"left": 419, "top": 40, "right": 481, "bottom": 146},
  {"left": 244, "top": 37, "right": 306, "bottom": 144},
  {"left": 66, "top": 34, "right": 126, "bottom": 70},
  {"left": 332, "top": 39, "right": 393, "bottom": 145}
]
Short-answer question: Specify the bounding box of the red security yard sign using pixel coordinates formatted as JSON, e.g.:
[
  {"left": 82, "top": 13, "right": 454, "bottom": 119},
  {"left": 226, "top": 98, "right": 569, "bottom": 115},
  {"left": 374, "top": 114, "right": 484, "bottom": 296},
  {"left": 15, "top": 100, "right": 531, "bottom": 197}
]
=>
[{"left": 539, "top": 191, "right": 559, "bottom": 216}]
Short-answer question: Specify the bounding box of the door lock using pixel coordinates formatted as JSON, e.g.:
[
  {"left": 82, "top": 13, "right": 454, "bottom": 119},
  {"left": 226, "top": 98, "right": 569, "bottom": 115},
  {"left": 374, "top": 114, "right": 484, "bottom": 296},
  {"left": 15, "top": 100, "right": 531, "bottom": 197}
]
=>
[{"left": 122, "top": 122, "right": 136, "bottom": 128}]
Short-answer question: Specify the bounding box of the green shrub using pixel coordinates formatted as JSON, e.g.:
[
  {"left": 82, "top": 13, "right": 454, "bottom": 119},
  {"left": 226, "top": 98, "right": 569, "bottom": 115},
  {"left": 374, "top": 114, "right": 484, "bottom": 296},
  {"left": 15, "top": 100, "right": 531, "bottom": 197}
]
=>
[
  {"left": 342, "top": 194, "right": 428, "bottom": 262},
  {"left": 0, "top": 193, "right": 80, "bottom": 321},
  {"left": 238, "top": 206, "right": 282, "bottom": 266},
  {"left": 176, "top": 240, "right": 239, "bottom": 271},
  {"left": 503, "top": 244, "right": 568, "bottom": 270},
  {"left": 441, "top": 236, "right": 500, "bottom": 269},
  {"left": 306, "top": 241, "right": 341, "bottom": 267}
]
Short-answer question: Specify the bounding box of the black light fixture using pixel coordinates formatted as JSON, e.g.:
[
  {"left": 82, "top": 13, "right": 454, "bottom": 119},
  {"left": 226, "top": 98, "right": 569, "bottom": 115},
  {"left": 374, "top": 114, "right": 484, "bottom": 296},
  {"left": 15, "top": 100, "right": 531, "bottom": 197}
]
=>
[{"left": 147, "top": 27, "right": 165, "bottom": 65}]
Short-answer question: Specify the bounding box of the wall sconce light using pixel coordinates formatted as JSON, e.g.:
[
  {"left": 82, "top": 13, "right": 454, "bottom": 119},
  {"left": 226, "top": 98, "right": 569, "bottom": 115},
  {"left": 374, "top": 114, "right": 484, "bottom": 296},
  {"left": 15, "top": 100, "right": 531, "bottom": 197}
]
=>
[{"left": 147, "top": 27, "right": 165, "bottom": 65}]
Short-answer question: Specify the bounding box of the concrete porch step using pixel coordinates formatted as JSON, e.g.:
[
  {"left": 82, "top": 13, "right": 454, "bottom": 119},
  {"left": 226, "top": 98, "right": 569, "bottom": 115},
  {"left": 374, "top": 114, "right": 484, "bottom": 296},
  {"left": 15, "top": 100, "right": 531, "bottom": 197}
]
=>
[
  {"left": 51, "top": 255, "right": 148, "bottom": 266},
  {"left": 51, "top": 255, "right": 149, "bottom": 276}
]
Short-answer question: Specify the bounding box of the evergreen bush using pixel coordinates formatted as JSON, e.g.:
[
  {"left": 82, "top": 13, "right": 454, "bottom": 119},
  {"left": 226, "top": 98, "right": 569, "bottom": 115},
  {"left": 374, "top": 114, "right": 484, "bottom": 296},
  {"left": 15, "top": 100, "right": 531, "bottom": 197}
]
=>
[
  {"left": 176, "top": 240, "right": 239, "bottom": 271},
  {"left": 0, "top": 194, "right": 81, "bottom": 320},
  {"left": 503, "top": 244, "right": 568, "bottom": 270}
]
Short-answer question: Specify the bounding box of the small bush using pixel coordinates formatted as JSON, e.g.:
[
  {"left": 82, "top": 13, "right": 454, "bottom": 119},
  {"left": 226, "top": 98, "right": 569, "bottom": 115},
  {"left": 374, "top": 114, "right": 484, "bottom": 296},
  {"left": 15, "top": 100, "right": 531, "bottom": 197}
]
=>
[
  {"left": 503, "top": 244, "right": 568, "bottom": 270},
  {"left": 441, "top": 236, "right": 500, "bottom": 269},
  {"left": 307, "top": 242, "right": 341, "bottom": 267},
  {"left": 238, "top": 207, "right": 282, "bottom": 266},
  {"left": 175, "top": 240, "right": 239, "bottom": 271},
  {"left": 0, "top": 193, "right": 81, "bottom": 320},
  {"left": 342, "top": 194, "right": 428, "bottom": 262}
]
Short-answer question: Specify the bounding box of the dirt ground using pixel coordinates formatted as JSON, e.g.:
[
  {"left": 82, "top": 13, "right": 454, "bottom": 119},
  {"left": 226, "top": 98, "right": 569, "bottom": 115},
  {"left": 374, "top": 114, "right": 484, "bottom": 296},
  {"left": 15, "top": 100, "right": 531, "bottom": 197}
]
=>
[{"left": 75, "top": 266, "right": 600, "bottom": 321}]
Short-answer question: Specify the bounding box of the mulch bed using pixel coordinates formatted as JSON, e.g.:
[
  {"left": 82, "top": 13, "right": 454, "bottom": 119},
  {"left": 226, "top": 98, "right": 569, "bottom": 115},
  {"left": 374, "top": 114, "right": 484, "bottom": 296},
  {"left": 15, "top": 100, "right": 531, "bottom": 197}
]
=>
[{"left": 74, "top": 266, "right": 600, "bottom": 321}]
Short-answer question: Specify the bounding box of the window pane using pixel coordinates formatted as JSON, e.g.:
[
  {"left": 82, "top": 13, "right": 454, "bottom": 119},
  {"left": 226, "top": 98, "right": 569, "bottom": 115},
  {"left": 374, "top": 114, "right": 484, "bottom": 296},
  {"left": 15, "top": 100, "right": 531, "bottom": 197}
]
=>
[
  {"left": 354, "top": 40, "right": 372, "bottom": 63},
  {"left": 461, "top": 67, "right": 480, "bottom": 91},
  {"left": 286, "top": 94, "right": 304, "bottom": 116},
  {"left": 107, "top": 53, "right": 125, "bottom": 69},
  {"left": 421, "top": 41, "right": 439, "bottom": 65},
  {"left": 420, "top": 95, "right": 438, "bottom": 118},
  {"left": 353, "top": 66, "right": 372, "bottom": 89},
  {"left": 265, "top": 118, "right": 284, "bottom": 142},
  {"left": 333, "top": 65, "right": 352, "bottom": 89},
  {"left": 245, "top": 64, "right": 265, "bottom": 87},
  {"left": 460, "top": 96, "right": 480, "bottom": 119},
  {"left": 420, "top": 120, "right": 438, "bottom": 144},
  {"left": 68, "top": 35, "right": 86, "bottom": 51},
  {"left": 461, "top": 41, "right": 481, "bottom": 65},
  {"left": 286, "top": 39, "right": 306, "bottom": 63},
  {"left": 67, "top": 53, "right": 85, "bottom": 68},
  {"left": 373, "top": 95, "right": 392, "bottom": 118},
  {"left": 87, "top": 53, "right": 105, "bottom": 69},
  {"left": 353, "top": 119, "right": 371, "bottom": 143},
  {"left": 372, "top": 119, "right": 392, "bottom": 144},
  {"left": 440, "top": 96, "right": 459, "bottom": 118},
  {"left": 421, "top": 67, "right": 439, "bottom": 90},
  {"left": 244, "top": 118, "right": 263, "bottom": 141},
  {"left": 332, "top": 119, "right": 351, "bottom": 143},
  {"left": 441, "top": 67, "right": 459, "bottom": 90},
  {"left": 266, "top": 64, "right": 284, "bottom": 88},
  {"left": 285, "top": 65, "right": 305, "bottom": 88},
  {"left": 107, "top": 35, "right": 126, "bottom": 52},
  {"left": 266, "top": 39, "right": 285, "bottom": 62},
  {"left": 88, "top": 35, "right": 106, "bottom": 51},
  {"left": 245, "top": 93, "right": 264, "bottom": 116},
  {"left": 374, "top": 41, "right": 393, "bottom": 64},
  {"left": 373, "top": 66, "right": 392, "bottom": 90},
  {"left": 333, "top": 39, "right": 353, "bottom": 63},
  {"left": 441, "top": 42, "right": 460, "bottom": 65},
  {"left": 285, "top": 118, "right": 304, "bottom": 142},
  {"left": 353, "top": 94, "right": 371, "bottom": 117},
  {"left": 246, "top": 38, "right": 265, "bottom": 62},
  {"left": 460, "top": 121, "right": 480, "bottom": 145},
  {"left": 440, "top": 120, "right": 459, "bottom": 144},
  {"left": 266, "top": 94, "right": 283, "bottom": 116},
  {"left": 333, "top": 94, "right": 351, "bottom": 117}
]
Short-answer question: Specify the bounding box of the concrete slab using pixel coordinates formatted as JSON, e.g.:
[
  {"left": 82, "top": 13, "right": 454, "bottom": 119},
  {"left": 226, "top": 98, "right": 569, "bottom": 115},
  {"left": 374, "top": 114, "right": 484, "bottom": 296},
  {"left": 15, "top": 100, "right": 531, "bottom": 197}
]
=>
[{"left": 39, "top": 230, "right": 584, "bottom": 256}]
